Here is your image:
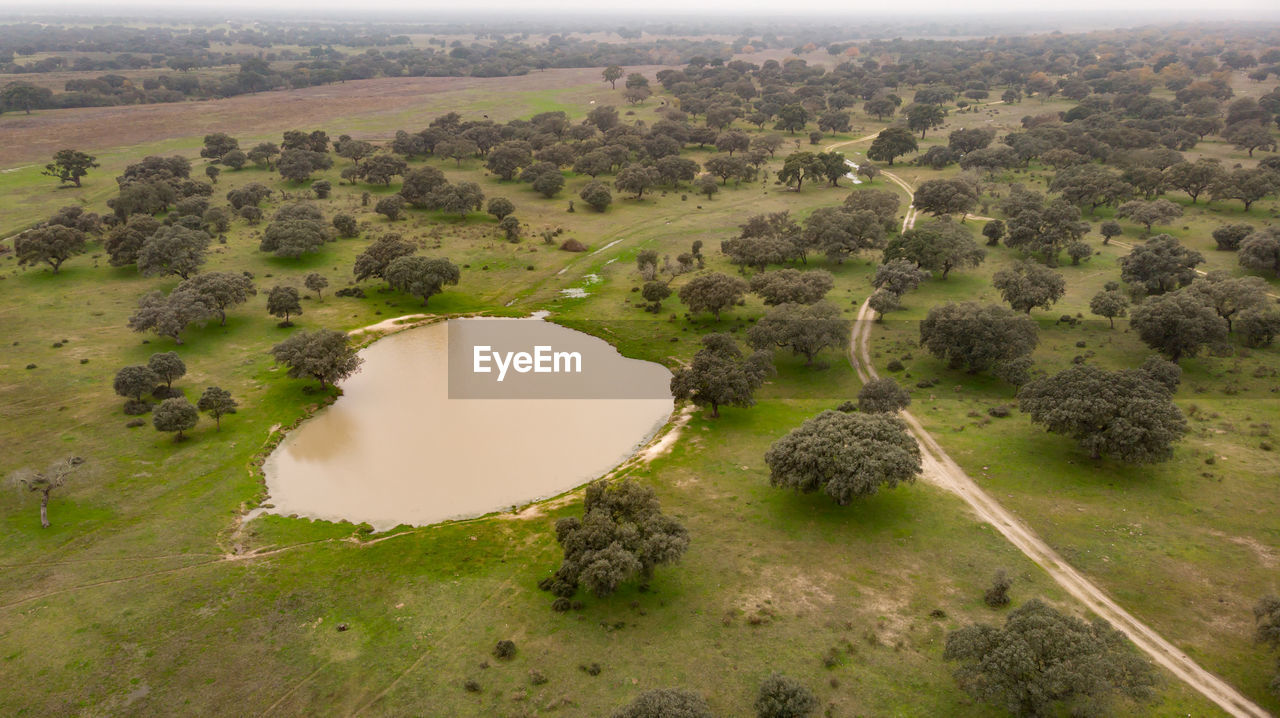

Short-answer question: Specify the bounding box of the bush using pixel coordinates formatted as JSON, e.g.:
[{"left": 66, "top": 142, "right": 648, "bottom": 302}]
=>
[
  {"left": 529, "top": 669, "right": 548, "bottom": 685},
  {"left": 857, "top": 377, "right": 911, "bottom": 413},
  {"left": 463, "top": 678, "right": 481, "bottom": 693},
  {"left": 886, "top": 359, "right": 905, "bottom": 372},
  {"left": 123, "top": 399, "right": 151, "bottom": 415},
  {"left": 987, "top": 405, "right": 1011, "bottom": 418},
  {"left": 610, "top": 688, "right": 710, "bottom": 718},
  {"left": 984, "top": 569, "right": 1012, "bottom": 608},
  {"left": 332, "top": 213, "right": 359, "bottom": 238},
  {"left": 755, "top": 673, "right": 819, "bottom": 718},
  {"left": 493, "top": 640, "right": 517, "bottom": 660},
  {"left": 152, "top": 385, "right": 184, "bottom": 400}
]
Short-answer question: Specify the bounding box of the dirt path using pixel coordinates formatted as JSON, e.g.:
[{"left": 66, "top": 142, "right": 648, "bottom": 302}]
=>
[
  {"left": 839, "top": 140, "right": 1269, "bottom": 716},
  {"left": 849, "top": 299, "right": 1268, "bottom": 717}
]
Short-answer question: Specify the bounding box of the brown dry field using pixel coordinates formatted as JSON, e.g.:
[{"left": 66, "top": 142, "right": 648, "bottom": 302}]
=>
[{"left": 0, "top": 65, "right": 666, "bottom": 167}]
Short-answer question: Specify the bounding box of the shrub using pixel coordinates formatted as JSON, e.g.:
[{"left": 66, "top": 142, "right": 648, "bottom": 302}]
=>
[
  {"left": 124, "top": 399, "right": 152, "bottom": 415},
  {"left": 755, "top": 673, "right": 819, "bottom": 718},
  {"left": 984, "top": 569, "right": 1012, "bottom": 607},
  {"left": 493, "top": 640, "right": 517, "bottom": 660}
]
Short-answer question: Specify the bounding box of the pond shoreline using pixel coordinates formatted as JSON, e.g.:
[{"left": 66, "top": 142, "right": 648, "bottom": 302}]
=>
[{"left": 249, "top": 313, "right": 679, "bottom": 531}]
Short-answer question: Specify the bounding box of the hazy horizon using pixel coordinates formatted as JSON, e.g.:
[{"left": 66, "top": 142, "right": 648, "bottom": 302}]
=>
[{"left": 1, "top": 0, "right": 1278, "bottom": 20}]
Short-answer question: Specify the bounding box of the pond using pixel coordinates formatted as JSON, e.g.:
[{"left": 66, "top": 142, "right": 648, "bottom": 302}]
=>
[{"left": 261, "top": 318, "right": 674, "bottom": 529}]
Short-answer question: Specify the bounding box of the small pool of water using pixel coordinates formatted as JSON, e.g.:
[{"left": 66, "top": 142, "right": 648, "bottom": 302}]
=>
[{"left": 262, "top": 319, "right": 674, "bottom": 529}]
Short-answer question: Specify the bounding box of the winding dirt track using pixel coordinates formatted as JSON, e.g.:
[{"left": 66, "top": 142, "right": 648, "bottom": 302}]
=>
[
  {"left": 837, "top": 127, "right": 1269, "bottom": 715},
  {"left": 849, "top": 303, "right": 1267, "bottom": 717}
]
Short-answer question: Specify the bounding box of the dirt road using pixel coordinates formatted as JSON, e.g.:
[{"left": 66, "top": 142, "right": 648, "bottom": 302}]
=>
[
  {"left": 850, "top": 300, "right": 1267, "bottom": 718},
  {"left": 836, "top": 127, "right": 1269, "bottom": 715}
]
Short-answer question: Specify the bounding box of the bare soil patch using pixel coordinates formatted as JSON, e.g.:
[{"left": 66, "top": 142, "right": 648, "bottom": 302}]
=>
[{"left": 0, "top": 66, "right": 665, "bottom": 166}]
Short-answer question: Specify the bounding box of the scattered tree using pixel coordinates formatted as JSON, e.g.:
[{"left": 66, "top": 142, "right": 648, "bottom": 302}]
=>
[
  {"left": 866, "top": 127, "right": 918, "bottom": 166},
  {"left": 114, "top": 365, "right": 159, "bottom": 402},
  {"left": 375, "top": 195, "right": 406, "bottom": 221},
  {"left": 992, "top": 261, "right": 1066, "bottom": 314},
  {"left": 9, "top": 457, "right": 82, "bottom": 528},
  {"left": 260, "top": 203, "right": 331, "bottom": 258},
  {"left": 1188, "top": 271, "right": 1270, "bottom": 332},
  {"left": 267, "top": 285, "right": 303, "bottom": 326},
  {"left": 872, "top": 259, "right": 930, "bottom": 295},
  {"left": 914, "top": 178, "right": 978, "bottom": 219},
  {"left": 1239, "top": 227, "right": 1280, "bottom": 277},
  {"left": 1019, "top": 365, "right": 1187, "bottom": 462},
  {"left": 353, "top": 234, "right": 416, "bottom": 284},
  {"left": 127, "top": 288, "right": 210, "bottom": 345},
  {"left": 304, "top": 272, "right": 328, "bottom": 300},
  {"left": 197, "top": 386, "right": 237, "bottom": 430},
  {"left": 883, "top": 219, "right": 985, "bottom": 279},
  {"left": 1099, "top": 220, "right": 1123, "bottom": 245},
  {"left": 579, "top": 180, "right": 613, "bottom": 211},
  {"left": 1116, "top": 199, "right": 1183, "bottom": 234},
  {"left": 669, "top": 333, "right": 773, "bottom": 418},
  {"left": 747, "top": 301, "right": 849, "bottom": 365},
  {"left": 178, "top": 271, "right": 256, "bottom": 325},
  {"left": 270, "top": 328, "right": 364, "bottom": 389},
  {"left": 945, "top": 599, "right": 1157, "bottom": 717},
  {"left": 385, "top": 255, "right": 461, "bottom": 307},
  {"left": 919, "top": 302, "right": 1038, "bottom": 377},
  {"left": 147, "top": 351, "right": 186, "bottom": 389},
  {"left": 858, "top": 377, "right": 911, "bottom": 413},
  {"left": 766, "top": 410, "right": 921, "bottom": 504},
  {"left": 153, "top": 397, "right": 199, "bottom": 441},
  {"left": 749, "top": 269, "right": 834, "bottom": 305},
  {"left": 543, "top": 479, "right": 690, "bottom": 600},
  {"left": 1130, "top": 290, "right": 1228, "bottom": 361},
  {"left": 14, "top": 225, "right": 87, "bottom": 274},
  {"left": 1089, "top": 289, "right": 1129, "bottom": 328},
  {"left": 42, "top": 149, "right": 99, "bottom": 187},
  {"left": 1119, "top": 234, "right": 1204, "bottom": 294},
  {"left": 678, "top": 272, "right": 749, "bottom": 320},
  {"left": 487, "top": 197, "right": 515, "bottom": 220}
]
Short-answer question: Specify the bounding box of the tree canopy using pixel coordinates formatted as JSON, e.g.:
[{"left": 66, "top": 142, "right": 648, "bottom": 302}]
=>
[
  {"left": 270, "top": 329, "right": 364, "bottom": 389},
  {"left": 766, "top": 410, "right": 921, "bottom": 504},
  {"left": 384, "top": 256, "right": 461, "bottom": 307},
  {"left": 670, "top": 333, "right": 773, "bottom": 418},
  {"left": 746, "top": 301, "right": 849, "bottom": 365},
  {"left": 544, "top": 479, "right": 689, "bottom": 600},
  {"left": 945, "top": 599, "right": 1156, "bottom": 717},
  {"left": 1019, "top": 364, "right": 1187, "bottom": 462},
  {"left": 919, "top": 302, "right": 1038, "bottom": 379}
]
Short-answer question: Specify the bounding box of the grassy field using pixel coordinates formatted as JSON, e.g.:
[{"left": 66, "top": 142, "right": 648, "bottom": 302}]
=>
[{"left": 0, "top": 72, "right": 1276, "bottom": 716}]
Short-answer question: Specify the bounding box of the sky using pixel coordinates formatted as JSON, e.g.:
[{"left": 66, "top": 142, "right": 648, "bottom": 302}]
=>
[{"left": 3, "top": 0, "right": 1278, "bottom": 17}]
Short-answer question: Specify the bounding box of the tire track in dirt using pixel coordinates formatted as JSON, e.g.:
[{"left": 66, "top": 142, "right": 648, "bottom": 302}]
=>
[{"left": 849, "top": 299, "right": 1268, "bottom": 718}]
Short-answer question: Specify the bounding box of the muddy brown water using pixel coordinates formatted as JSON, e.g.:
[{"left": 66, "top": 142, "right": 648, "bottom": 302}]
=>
[{"left": 262, "top": 319, "right": 674, "bottom": 529}]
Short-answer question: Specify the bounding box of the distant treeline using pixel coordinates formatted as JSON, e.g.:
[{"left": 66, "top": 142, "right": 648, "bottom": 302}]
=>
[{"left": 2, "top": 22, "right": 1280, "bottom": 115}]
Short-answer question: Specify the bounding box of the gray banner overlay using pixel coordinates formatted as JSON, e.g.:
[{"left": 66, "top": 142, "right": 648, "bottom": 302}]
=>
[{"left": 448, "top": 318, "right": 674, "bottom": 399}]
